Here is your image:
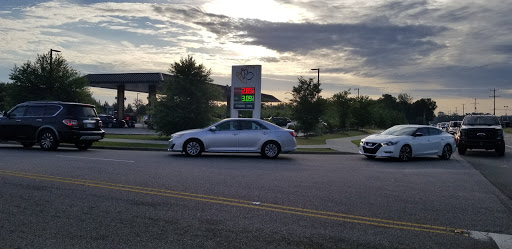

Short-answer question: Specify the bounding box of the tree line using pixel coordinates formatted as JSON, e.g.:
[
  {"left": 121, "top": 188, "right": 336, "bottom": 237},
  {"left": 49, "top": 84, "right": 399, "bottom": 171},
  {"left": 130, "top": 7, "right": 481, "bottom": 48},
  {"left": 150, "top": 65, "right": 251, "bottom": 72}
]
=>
[{"left": 0, "top": 52, "right": 437, "bottom": 136}]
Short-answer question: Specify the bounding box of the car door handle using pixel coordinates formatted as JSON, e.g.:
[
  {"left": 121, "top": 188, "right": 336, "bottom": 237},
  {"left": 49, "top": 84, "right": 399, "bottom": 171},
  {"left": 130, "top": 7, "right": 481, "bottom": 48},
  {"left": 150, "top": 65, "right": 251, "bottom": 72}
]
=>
[
  {"left": 36, "top": 119, "right": 42, "bottom": 122},
  {"left": 15, "top": 119, "right": 21, "bottom": 122},
  {"left": 263, "top": 132, "right": 269, "bottom": 135}
]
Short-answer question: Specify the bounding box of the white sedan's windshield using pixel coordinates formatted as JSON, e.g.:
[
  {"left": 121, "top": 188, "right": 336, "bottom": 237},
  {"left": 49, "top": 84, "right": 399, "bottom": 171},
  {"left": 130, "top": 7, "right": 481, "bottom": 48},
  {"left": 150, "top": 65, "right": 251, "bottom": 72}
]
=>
[{"left": 381, "top": 126, "right": 417, "bottom": 136}]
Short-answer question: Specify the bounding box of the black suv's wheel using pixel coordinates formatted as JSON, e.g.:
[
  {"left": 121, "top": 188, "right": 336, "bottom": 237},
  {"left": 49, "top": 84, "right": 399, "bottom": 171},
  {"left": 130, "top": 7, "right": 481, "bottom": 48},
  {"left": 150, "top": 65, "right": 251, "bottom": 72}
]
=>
[
  {"left": 398, "top": 145, "right": 412, "bottom": 162},
  {"left": 75, "top": 141, "right": 93, "bottom": 151},
  {"left": 458, "top": 145, "right": 467, "bottom": 155},
  {"left": 21, "top": 142, "right": 35, "bottom": 148},
  {"left": 496, "top": 145, "right": 505, "bottom": 156},
  {"left": 261, "top": 141, "right": 281, "bottom": 159},
  {"left": 439, "top": 144, "right": 452, "bottom": 160},
  {"left": 107, "top": 122, "right": 113, "bottom": 128},
  {"left": 39, "top": 130, "right": 59, "bottom": 151},
  {"left": 184, "top": 139, "right": 203, "bottom": 157}
]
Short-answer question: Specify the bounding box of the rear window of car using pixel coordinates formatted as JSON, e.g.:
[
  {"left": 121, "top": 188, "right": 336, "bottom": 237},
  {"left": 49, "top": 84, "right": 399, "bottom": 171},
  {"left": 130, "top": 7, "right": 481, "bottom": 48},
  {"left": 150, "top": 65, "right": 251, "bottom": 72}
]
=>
[
  {"left": 45, "top": 105, "right": 61, "bottom": 116},
  {"left": 67, "top": 106, "right": 98, "bottom": 118}
]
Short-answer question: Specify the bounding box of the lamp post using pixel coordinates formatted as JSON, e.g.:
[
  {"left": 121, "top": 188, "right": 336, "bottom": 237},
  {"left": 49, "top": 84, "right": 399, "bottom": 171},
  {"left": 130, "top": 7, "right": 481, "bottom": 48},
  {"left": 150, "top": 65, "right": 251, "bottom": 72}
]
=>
[
  {"left": 311, "top": 68, "right": 319, "bottom": 84},
  {"left": 49, "top": 49, "right": 61, "bottom": 79},
  {"left": 354, "top": 88, "right": 360, "bottom": 98},
  {"left": 505, "top": 105, "right": 509, "bottom": 117}
]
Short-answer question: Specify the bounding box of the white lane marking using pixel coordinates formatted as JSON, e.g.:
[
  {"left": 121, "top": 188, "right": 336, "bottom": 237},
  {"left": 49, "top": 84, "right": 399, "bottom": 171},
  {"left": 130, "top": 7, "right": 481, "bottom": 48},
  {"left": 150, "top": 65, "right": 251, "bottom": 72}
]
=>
[
  {"left": 56, "top": 155, "right": 135, "bottom": 163},
  {"left": 469, "top": 230, "right": 512, "bottom": 249},
  {"left": 505, "top": 145, "right": 512, "bottom": 148}
]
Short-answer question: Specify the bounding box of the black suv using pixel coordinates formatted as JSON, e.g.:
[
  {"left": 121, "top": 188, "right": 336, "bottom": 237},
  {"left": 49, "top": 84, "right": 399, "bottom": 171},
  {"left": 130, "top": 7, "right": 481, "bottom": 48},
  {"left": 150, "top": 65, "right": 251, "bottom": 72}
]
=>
[
  {"left": 0, "top": 101, "right": 105, "bottom": 151},
  {"left": 456, "top": 114, "right": 505, "bottom": 156}
]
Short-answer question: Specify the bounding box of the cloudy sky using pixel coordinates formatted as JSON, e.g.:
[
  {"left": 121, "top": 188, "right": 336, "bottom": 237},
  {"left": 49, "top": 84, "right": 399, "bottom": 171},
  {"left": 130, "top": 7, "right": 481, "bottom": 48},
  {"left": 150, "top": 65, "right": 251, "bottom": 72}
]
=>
[{"left": 1, "top": 0, "right": 511, "bottom": 115}]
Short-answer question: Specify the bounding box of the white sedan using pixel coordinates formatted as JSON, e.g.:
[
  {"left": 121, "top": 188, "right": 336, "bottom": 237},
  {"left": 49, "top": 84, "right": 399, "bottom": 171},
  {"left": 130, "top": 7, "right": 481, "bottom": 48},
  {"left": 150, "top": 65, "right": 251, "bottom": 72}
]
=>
[
  {"left": 359, "top": 125, "right": 456, "bottom": 161},
  {"left": 168, "top": 118, "right": 297, "bottom": 158}
]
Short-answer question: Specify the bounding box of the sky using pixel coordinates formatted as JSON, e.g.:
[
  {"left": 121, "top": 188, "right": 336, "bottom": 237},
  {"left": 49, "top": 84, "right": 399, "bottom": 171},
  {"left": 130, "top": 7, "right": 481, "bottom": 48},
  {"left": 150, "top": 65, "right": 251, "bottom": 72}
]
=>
[{"left": 1, "top": 0, "right": 512, "bottom": 115}]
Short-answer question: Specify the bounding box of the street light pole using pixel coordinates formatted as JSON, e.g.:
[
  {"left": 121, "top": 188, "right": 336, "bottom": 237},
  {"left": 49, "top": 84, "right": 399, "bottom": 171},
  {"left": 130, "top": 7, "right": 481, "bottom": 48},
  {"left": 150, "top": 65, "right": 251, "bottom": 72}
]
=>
[
  {"left": 311, "top": 68, "right": 319, "bottom": 84},
  {"left": 354, "top": 88, "right": 360, "bottom": 98},
  {"left": 49, "top": 49, "right": 61, "bottom": 80}
]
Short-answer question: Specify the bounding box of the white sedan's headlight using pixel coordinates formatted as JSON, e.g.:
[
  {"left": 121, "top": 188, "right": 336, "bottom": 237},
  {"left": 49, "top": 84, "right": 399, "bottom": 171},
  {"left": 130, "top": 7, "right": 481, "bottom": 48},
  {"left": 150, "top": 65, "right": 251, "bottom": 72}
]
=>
[
  {"left": 171, "top": 134, "right": 184, "bottom": 139},
  {"left": 381, "top": 141, "right": 399, "bottom": 146}
]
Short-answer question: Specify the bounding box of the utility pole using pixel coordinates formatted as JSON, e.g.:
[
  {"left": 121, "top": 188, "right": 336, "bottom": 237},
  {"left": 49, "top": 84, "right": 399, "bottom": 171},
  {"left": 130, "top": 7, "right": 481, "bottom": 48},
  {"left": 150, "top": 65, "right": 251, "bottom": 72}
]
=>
[
  {"left": 354, "top": 88, "right": 360, "bottom": 98},
  {"left": 473, "top": 98, "right": 478, "bottom": 113},
  {"left": 489, "top": 88, "right": 499, "bottom": 115},
  {"left": 462, "top": 104, "right": 465, "bottom": 115}
]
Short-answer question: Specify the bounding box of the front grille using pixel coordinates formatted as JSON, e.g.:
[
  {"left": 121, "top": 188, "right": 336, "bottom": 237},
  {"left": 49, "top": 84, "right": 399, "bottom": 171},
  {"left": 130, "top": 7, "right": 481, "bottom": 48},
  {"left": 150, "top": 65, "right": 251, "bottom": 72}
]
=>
[
  {"left": 363, "top": 144, "right": 382, "bottom": 154},
  {"left": 466, "top": 129, "right": 497, "bottom": 140}
]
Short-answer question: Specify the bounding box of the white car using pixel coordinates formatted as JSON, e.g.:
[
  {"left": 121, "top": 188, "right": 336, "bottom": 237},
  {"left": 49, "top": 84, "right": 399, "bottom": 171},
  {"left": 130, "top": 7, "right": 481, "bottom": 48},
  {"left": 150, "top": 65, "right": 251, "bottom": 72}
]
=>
[
  {"left": 168, "top": 118, "right": 297, "bottom": 158},
  {"left": 359, "top": 125, "right": 457, "bottom": 161}
]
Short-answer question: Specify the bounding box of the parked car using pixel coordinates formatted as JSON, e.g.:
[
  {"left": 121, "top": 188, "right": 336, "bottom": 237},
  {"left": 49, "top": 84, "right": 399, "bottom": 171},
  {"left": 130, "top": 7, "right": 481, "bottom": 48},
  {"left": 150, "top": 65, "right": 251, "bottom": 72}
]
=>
[
  {"left": 267, "top": 117, "right": 292, "bottom": 127},
  {"left": 99, "top": 114, "right": 125, "bottom": 128},
  {"left": 168, "top": 118, "right": 297, "bottom": 158},
  {"left": 0, "top": 101, "right": 105, "bottom": 150},
  {"left": 456, "top": 114, "right": 505, "bottom": 156},
  {"left": 359, "top": 125, "right": 456, "bottom": 161},
  {"left": 447, "top": 121, "right": 462, "bottom": 135}
]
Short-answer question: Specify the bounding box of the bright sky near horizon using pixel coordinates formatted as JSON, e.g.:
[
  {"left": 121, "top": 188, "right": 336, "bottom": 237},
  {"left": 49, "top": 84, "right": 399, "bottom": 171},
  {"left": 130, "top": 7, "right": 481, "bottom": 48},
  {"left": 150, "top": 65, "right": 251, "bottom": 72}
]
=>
[{"left": 1, "top": 0, "right": 511, "bottom": 115}]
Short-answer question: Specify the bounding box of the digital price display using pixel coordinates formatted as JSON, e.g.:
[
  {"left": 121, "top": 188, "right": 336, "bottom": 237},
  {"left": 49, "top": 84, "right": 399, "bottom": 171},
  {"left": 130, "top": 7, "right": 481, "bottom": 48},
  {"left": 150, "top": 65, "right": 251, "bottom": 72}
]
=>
[{"left": 234, "top": 87, "right": 255, "bottom": 109}]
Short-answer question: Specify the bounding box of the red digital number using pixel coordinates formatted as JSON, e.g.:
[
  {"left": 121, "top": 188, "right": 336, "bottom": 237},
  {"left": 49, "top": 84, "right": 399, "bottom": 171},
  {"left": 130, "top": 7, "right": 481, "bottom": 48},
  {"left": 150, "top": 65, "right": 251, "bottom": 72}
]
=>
[{"left": 242, "top": 87, "right": 255, "bottom": 94}]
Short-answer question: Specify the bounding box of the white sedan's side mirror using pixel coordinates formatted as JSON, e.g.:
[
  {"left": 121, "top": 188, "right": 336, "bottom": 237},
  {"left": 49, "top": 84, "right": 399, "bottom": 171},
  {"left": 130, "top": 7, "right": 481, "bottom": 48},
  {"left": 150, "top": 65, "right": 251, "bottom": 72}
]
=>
[{"left": 209, "top": 126, "right": 216, "bottom": 132}]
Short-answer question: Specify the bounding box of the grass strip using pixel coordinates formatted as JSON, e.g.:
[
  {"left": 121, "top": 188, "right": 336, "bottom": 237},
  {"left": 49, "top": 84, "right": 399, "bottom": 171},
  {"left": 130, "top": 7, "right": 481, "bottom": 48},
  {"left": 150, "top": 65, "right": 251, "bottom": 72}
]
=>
[
  {"left": 296, "top": 130, "right": 369, "bottom": 145},
  {"left": 104, "top": 134, "right": 169, "bottom": 141},
  {"left": 94, "top": 141, "right": 167, "bottom": 149}
]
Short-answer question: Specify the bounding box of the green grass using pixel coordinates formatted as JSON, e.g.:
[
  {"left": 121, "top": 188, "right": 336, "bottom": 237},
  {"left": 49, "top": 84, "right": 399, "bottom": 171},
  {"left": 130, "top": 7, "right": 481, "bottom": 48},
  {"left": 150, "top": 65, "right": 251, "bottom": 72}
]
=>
[
  {"left": 351, "top": 140, "right": 361, "bottom": 147},
  {"left": 295, "top": 130, "right": 369, "bottom": 145},
  {"left": 104, "top": 134, "right": 170, "bottom": 141},
  {"left": 94, "top": 141, "right": 167, "bottom": 149},
  {"left": 296, "top": 148, "right": 337, "bottom": 152},
  {"left": 505, "top": 128, "right": 512, "bottom": 134}
]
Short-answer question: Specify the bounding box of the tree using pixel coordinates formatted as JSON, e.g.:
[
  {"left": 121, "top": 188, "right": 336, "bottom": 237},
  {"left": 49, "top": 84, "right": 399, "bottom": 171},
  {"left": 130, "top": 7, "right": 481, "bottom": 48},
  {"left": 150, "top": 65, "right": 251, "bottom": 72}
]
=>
[
  {"left": 0, "top": 82, "right": 8, "bottom": 111},
  {"left": 153, "top": 56, "right": 221, "bottom": 135},
  {"left": 291, "top": 76, "right": 326, "bottom": 135},
  {"left": 7, "top": 52, "right": 94, "bottom": 106},
  {"left": 330, "top": 90, "right": 352, "bottom": 129}
]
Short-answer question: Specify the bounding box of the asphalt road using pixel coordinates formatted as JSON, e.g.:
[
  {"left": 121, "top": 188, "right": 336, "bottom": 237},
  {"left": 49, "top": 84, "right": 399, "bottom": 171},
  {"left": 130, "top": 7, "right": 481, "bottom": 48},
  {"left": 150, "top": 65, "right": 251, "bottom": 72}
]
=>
[{"left": 0, "top": 146, "right": 511, "bottom": 248}]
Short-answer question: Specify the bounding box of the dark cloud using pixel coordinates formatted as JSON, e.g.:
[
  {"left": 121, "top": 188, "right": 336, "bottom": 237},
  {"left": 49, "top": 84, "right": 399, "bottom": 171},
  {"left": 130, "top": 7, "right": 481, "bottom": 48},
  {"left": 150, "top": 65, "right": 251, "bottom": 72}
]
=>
[{"left": 194, "top": 19, "right": 447, "bottom": 68}]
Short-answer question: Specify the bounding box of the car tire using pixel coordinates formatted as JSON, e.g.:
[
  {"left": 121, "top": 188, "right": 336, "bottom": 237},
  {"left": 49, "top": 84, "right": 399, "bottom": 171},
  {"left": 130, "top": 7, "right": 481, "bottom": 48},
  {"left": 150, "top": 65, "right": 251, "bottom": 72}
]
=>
[
  {"left": 261, "top": 141, "right": 281, "bottom": 159},
  {"left": 439, "top": 144, "right": 452, "bottom": 160},
  {"left": 75, "top": 141, "right": 93, "bottom": 151},
  {"left": 107, "top": 123, "right": 113, "bottom": 128},
  {"left": 496, "top": 145, "right": 505, "bottom": 156},
  {"left": 39, "top": 130, "right": 59, "bottom": 151},
  {"left": 21, "top": 142, "right": 35, "bottom": 148},
  {"left": 458, "top": 145, "right": 466, "bottom": 155},
  {"left": 184, "top": 139, "right": 203, "bottom": 157},
  {"left": 398, "top": 145, "right": 412, "bottom": 162}
]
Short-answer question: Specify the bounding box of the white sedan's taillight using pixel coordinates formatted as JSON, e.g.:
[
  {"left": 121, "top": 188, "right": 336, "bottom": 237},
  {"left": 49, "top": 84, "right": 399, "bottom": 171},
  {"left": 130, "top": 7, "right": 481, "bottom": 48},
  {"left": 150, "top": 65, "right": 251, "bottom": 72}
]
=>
[{"left": 289, "top": 131, "right": 296, "bottom": 137}]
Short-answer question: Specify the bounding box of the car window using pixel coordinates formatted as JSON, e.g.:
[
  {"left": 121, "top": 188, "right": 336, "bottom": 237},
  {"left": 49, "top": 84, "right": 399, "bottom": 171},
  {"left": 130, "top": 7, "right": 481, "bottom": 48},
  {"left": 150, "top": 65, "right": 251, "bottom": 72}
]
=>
[
  {"left": 415, "top": 127, "right": 430, "bottom": 136},
  {"left": 216, "top": 121, "right": 236, "bottom": 131},
  {"left": 26, "top": 105, "right": 45, "bottom": 116},
  {"left": 238, "top": 120, "right": 269, "bottom": 130},
  {"left": 45, "top": 105, "right": 61, "bottom": 116},
  {"left": 463, "top": 116, "right": 500, "bottom": 126},
  {"left": 8, "top": 106, "right": 27, "bottom": 117},
  {"left": 381, "top": 126, "right": 417, "bottom": 136},
  {"left": 67, "top": 106, "right": 98, "bottom": 118},
  {"left": 428, "top": 127, "right": 442, "bottom": 135}
]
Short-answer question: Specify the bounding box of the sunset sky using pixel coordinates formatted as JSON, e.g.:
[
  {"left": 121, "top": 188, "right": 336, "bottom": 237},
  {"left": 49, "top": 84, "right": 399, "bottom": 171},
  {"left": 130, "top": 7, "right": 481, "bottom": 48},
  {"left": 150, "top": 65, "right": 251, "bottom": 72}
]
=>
[{"left": 1, "top": 0, "right": 511, "bottom": 115}]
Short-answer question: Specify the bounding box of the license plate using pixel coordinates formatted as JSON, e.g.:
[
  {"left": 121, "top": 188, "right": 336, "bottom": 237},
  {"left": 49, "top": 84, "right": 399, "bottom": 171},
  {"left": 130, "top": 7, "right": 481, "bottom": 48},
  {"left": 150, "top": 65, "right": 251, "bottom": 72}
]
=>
[{"left": 85, "top": 123, "right": 95, "bottom": 128}]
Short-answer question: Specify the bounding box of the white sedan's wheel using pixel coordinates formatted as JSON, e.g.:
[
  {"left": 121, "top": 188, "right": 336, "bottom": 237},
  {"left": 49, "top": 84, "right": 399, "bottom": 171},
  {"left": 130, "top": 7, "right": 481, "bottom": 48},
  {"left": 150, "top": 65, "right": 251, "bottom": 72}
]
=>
[
  {"left": 439, "top": 144, "right": 452, "bottom": 160},
  {"left": 261, "top": 141, "right": 280, "bottom": 159},
  {"left": 398, "top": 145, "right": 412, "bottom": 162},
  {"left": 184, "top": 139, "right": 203, "bottom": 157}
]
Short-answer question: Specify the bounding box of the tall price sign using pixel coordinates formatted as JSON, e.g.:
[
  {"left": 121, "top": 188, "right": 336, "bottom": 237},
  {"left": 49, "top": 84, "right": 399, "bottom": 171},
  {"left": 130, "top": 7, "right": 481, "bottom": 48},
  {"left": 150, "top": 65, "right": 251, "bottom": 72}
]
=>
[{"left": 231, "top": 65, "right": 261, "bottom": 118}]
